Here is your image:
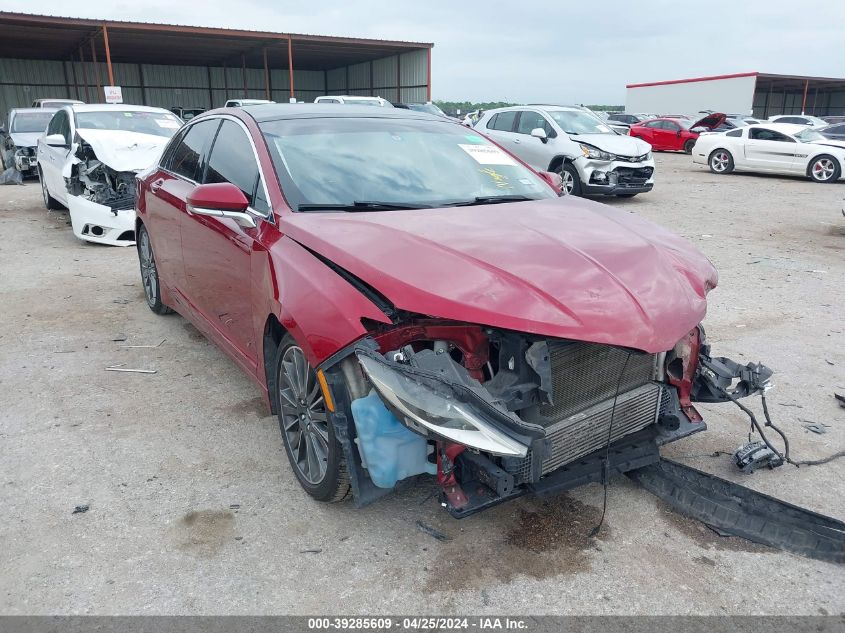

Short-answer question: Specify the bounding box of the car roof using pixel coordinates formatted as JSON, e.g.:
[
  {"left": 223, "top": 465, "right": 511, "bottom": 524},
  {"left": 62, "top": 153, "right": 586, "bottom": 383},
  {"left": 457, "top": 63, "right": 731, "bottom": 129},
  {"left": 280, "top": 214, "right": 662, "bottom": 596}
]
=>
[
  {"left": 748, "top": 122, "right": 807, "bottom": 134},
  {"left": 11, "top": 107, "right": 57, "bottom": 115},
  {"left": 237, "top": 103, "right": 445, "bottom": 123},
  {"left": 320, "top": 95, "right": 383, "bottom": 99},
  {"left": 67, "top": 103, "right": 176, "bottom": 114}
]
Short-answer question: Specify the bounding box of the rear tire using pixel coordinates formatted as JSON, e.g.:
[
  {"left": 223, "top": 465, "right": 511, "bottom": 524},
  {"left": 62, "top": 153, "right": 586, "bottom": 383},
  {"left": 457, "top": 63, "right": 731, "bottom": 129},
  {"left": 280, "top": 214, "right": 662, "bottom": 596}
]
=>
[
  {"left": 274, "top": 335, "right": 350, "bottom": 503},
  {"left": 807, "top": 155, "right": 840, "bottom": 183},
  {"left": 708, "top": 149, "right": 734, "bottom": 175},
  {"left": 39, "top": 167, "right": 62, "bottom": 210},
  {"left": 556, "top": 162, "right": 582, "bottom": 196},
  {"left": 137, "top": 223, "right": 173, "bottom": 315},
  {"left": 683, "top": 139, "right": 696, "bottom": 154}
]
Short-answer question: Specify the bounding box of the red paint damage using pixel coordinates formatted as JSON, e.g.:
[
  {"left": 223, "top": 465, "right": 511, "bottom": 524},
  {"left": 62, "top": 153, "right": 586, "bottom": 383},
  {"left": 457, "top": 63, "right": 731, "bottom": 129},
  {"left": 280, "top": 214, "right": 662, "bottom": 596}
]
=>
[{"left": 284, "top": 197, "right": 718, "bottom": 355}]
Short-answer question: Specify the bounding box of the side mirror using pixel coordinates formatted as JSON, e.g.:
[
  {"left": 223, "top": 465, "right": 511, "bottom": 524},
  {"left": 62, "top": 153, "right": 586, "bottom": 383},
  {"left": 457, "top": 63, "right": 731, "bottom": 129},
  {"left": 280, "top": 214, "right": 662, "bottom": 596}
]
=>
[
  {"left": 45, "top": 133, "right": 68, "bottom": 147},
  {"left": 530, "top": 128, "right": 548, "bottom": 143},
  {"left": 186, "top": 182, "right": 256, "bottom": 229},
  {"left": 537, "top": 171, "right": 564, "bottom": 195}
]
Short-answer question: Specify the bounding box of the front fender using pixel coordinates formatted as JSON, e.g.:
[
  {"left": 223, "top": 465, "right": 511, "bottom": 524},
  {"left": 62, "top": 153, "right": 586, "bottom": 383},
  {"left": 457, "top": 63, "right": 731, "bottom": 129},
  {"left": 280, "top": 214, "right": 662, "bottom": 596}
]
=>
[{"left": 266, "top": 236, "right": 392, "bottom": 366}]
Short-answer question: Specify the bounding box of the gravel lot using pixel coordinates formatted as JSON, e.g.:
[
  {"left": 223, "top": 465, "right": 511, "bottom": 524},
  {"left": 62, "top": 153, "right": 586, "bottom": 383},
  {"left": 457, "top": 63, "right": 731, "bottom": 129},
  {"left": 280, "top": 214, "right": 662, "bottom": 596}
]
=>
[{"left": 1, "top": 153, "right": 843, "bottom": 615}]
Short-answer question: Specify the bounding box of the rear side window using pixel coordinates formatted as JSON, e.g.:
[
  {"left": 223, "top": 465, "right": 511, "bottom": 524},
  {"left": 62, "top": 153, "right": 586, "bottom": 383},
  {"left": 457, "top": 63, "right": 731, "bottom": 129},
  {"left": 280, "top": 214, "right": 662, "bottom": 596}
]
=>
[
  {"left": 169, "top": 119, "right": 219, "bottom": 181},
  {"left": 726, "top": 129, "right": 742, "bottom": 137},
  {"left": 488, "top": 111, "right": 517, "bottom": 132},
  {"left": 203, "top": 120, "right": 268, "bottom": 213},
  {"left": 777, "top": 116, "right": 803, "bottom": 124}
]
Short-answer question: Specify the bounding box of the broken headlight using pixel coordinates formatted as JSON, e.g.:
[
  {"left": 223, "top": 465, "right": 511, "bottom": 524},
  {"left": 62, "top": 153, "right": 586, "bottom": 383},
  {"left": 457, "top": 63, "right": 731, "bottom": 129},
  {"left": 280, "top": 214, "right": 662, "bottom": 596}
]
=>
[
  {"left": 356, "top": 353, "right": 528, "bottom": 457},
  {"left": 579, "top": 143, "right": 615, "bottom": 161}
]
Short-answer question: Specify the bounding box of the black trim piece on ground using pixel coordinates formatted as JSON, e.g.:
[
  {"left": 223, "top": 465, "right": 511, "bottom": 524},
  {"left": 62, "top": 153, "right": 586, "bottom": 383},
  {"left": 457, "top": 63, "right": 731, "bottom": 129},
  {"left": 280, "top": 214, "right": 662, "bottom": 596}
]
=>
[{"left": 626, "top": 458, "right": 845, "bottom": 564}]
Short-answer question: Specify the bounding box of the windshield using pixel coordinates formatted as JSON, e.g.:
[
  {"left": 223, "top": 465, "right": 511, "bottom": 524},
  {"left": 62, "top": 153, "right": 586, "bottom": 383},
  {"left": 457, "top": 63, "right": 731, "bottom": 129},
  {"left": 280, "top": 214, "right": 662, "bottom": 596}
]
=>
[
  {"left": 11, "top": 111, "right": 55, "bottom": 133},
  {"left": 409, "top": 103, "right": 447, "bottom": 117},
  {"left": 74, "top": 110, "right": 182, "bottom": 137},
  {"left": 260, "top": 117, "right": 556, "bottom": 210},
  {"left": 794, "top": 128, "right": 825, "bottom": 143},
  {"left": 548, "top": 110, "right": 613, "bottom": 135}
]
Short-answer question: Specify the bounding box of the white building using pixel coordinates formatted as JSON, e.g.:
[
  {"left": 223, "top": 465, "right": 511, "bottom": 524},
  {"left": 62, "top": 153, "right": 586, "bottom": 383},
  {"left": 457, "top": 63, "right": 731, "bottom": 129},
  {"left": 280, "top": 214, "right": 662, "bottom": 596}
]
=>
[{"left": 626, "top": 72, "right": 845, "bottom": 118}]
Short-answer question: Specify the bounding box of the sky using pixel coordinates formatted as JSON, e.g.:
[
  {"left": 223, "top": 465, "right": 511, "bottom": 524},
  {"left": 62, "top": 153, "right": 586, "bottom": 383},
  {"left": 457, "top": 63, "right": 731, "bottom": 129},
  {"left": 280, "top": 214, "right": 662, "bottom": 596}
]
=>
[{"left": 6, "top": 1, "right": 845, "bottom": 104}]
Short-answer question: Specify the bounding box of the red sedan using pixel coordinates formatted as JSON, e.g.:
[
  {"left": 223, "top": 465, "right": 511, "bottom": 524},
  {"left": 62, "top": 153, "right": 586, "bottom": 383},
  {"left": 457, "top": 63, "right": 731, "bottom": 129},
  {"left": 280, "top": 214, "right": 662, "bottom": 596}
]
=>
[
  {"left": 135, "top": 105, "right": 765, "bottom": 516},
  {"left": 629, "top": 113, "right": 726, "bottom": 153}
]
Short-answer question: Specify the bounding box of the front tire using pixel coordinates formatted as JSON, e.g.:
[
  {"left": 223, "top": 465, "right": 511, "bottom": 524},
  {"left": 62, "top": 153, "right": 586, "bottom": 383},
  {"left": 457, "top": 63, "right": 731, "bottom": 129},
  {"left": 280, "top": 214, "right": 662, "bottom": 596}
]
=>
[
  {"left": 275, "top": 336, "right": 350, "bottom": 503},
  {"left": 808, "top": 155, "right": 840, "bottom": 183},
  {"left": 683, "top": 139, "right": 696, "bottom": 154},
  {"left": 708, "top": 149, "right": 734, "bottom": 174},
  {"left": 556, "top": 162, "right": 582, "bottom": 196},
  {"left": 137, "top": 223, "right": 172, "bottom": 315},
  {"left": 39, "top": 167, "right": 62, "bottom": 210}
]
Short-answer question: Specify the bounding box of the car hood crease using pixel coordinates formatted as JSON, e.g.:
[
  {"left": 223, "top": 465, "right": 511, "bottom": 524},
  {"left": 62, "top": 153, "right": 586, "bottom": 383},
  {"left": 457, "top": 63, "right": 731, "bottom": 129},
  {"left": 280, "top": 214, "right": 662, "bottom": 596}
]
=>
[{"left": 282, "top": 198, "right": 717, "bottom": 353}]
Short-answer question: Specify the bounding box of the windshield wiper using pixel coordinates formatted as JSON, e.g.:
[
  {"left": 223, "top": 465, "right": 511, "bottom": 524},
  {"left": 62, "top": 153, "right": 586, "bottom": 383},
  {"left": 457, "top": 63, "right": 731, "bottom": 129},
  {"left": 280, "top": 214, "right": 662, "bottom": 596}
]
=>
[
  {"left": 448, "top": 195, "right": 538, "bottom": 207},
  {"left": 297, "top": 201, "right": 432, "bottom": 212}
]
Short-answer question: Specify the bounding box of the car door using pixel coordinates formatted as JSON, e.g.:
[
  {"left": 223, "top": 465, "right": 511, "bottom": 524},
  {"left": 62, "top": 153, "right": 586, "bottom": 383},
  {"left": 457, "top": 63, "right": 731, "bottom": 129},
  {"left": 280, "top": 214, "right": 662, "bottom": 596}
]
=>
[
  {"left": 180, "top": 118, "right": 271, "bottom": 373},
  {"left": 659, "top": 120, "right": 684, "bottom": 150},
  {"left": 744, "top": 127, "right": 799, "bottom": 171},
  {"left": 634, "top": 121, "right": 660, "bottom": 146},
  {"left": 513, "top": 109, "right": 556, "bottom": 170},
  {"left": 143, "top": 118, "right": 220, "bottom": 298},
  {"left": 481, "top": 111, "right": 521, "bottom": 155},
  {"left": 39, "top": 109, "right": 72, "bottom": 201}
]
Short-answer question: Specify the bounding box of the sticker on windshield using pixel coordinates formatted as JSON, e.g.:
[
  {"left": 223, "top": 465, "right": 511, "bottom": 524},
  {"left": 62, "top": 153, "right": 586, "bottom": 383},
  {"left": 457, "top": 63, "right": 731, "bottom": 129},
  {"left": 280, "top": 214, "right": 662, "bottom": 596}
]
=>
[
  {"left": 156, "top": 119, "right": 181, "bottom": 129},
  {"left": 464, "top": 134, "right": 485, "bottom": 144},
  {"left": 458, "top": 143, "right": 516, "bottom": 165}
]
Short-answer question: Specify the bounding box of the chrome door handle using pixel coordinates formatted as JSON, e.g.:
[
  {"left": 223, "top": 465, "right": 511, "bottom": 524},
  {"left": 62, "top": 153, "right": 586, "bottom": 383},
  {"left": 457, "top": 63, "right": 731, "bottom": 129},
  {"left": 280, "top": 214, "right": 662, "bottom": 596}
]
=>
[
  {"left": 513, "top": 139, "right": 521, "bottom": 144},
  {"left": 150, "top": 178, "right": 165, "bottom": 193}
]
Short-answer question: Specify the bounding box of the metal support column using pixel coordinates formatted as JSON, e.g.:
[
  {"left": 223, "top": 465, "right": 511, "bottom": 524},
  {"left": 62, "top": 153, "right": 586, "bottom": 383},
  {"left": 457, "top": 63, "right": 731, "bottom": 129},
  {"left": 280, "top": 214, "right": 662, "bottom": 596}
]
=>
[
  {"left": 263, "top": 47, "right": 271, "bottom": 100},
  {"left": 801, "top": 79, "right": 809, "bottom": 115},
  {"left": 90, "top": 38, "right": 101, "bottom": 100},
  {"left": 288, "top": 36, "right": 295, "bottom": 101},
  {"left": 102, "top": 24, "right": 115, "bottom": 87}
]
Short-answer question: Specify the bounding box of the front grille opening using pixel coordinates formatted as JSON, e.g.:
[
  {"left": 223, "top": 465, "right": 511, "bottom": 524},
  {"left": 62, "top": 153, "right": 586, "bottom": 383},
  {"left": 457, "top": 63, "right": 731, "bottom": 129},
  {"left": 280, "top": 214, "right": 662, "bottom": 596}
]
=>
[{"left": 537, "top": 341, "right": 655, "bottom": 422}]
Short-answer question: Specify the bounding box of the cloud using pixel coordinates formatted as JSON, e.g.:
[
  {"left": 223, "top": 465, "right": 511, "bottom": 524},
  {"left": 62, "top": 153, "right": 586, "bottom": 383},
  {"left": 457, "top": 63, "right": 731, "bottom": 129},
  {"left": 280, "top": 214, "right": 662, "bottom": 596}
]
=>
[{"left": 13, "top": 0, "right": 845, "bottom": 103}]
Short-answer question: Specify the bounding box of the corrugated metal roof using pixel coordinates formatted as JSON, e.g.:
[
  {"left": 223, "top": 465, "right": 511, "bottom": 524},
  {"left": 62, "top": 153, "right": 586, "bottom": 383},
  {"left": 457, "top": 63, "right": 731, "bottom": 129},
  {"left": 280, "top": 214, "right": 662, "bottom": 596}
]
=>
[{"left": 0, "top": 11, "right": 433, "bottom": 70}]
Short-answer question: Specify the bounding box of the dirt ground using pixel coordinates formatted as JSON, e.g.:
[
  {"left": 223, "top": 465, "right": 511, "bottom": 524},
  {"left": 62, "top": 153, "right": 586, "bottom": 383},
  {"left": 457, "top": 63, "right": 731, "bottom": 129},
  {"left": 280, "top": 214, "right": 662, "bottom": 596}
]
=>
[{"left": 1, "top": 153, "right": 843, "bottom": 615}]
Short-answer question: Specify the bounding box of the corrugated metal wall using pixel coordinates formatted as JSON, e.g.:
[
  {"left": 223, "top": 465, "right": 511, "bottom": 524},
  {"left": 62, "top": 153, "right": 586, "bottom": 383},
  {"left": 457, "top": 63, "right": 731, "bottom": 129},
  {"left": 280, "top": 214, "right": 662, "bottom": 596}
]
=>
[
  {"left": 322, "top": 50, "right": 429, "bottom": 104},
  {"left": 1, "top": 49, "right": 429, "bottom": 117}
]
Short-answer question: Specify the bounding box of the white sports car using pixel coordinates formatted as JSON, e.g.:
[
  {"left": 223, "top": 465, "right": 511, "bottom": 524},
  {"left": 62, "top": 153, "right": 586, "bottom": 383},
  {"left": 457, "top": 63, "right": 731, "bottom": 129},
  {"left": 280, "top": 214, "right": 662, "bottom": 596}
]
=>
[
  {"left": 692, "top": 123, "right": 845, "bottom": 183},
  {"left": 36, "top": 104, "right": 183, "bottom": 246}
]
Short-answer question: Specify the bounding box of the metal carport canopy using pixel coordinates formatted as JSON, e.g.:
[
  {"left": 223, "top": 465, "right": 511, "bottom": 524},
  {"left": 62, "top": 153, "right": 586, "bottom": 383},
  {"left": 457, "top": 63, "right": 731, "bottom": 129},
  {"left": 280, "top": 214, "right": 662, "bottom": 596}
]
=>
[{"left": 0, "top": 12, "right": 433, "bottom": 103}]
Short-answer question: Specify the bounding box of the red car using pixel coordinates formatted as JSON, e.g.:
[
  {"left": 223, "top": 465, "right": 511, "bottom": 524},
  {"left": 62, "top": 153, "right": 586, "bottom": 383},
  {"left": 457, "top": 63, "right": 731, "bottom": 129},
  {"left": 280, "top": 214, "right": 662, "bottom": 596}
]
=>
[
  {"left": 135, "top": 105, "right": 766, "bottom": 516},
  {"left": 629, "top": 113, "right": 727, "bottom": 153}
]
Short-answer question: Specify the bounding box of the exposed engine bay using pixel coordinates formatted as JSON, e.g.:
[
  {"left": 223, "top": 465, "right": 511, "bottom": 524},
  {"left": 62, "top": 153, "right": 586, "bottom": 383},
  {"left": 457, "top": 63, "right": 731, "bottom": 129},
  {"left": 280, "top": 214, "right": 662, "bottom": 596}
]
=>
[
  {"left": 68, "top": 140, "right": 136, "bottom": 211},
  {"left": 326, "top": 319, "right": 761, "bottom": 517}
]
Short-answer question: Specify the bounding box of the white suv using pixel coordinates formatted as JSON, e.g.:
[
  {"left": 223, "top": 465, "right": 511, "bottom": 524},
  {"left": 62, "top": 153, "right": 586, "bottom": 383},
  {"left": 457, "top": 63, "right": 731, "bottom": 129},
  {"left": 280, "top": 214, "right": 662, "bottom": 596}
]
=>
[{"left": 476, "top": 106, "right": 655, "bottom": 197}]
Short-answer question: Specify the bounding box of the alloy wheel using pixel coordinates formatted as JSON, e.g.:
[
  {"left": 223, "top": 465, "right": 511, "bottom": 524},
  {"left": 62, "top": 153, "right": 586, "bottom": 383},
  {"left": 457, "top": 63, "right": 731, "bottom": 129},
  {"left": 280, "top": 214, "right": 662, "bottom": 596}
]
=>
[
  {"left": 40, "top": 175, "right": 50, "bottom": 207},
  {"left": 138, "top": 229, "right": 158, "bottom": 307},
  {"left": 711, "top": 151, "right": 729, "bottom": 172},
  {"left": 561, "top": 170, "right": 575, "bottom": 194},
  {"left": 278, "top": 345, "right": 330, "bottom": 485},
  {"left": 812, "top": 158, "right": 835, "bottom": 181}
]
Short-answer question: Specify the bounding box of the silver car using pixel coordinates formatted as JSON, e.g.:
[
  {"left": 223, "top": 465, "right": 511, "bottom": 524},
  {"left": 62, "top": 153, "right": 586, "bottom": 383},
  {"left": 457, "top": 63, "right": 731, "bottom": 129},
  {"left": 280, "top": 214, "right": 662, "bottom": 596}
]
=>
[{"left": 476, "top": 105, "right": 655, "bottom": 197}]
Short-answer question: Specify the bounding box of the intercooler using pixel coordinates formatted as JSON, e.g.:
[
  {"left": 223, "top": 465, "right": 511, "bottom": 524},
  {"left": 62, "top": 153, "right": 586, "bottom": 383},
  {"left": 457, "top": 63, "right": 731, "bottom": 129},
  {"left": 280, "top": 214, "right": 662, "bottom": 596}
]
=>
[{"left": 507, "top": 341, "right": 663, "bottom": 483}]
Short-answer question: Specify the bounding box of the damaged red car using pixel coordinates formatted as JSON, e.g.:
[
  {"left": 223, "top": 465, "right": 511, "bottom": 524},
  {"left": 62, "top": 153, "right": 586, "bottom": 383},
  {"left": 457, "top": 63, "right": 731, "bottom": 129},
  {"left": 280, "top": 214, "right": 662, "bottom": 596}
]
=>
[
  {"left": 135, "top": 105, "right": 762, "bottom": 516},
  {"left": 628, "top": 113, "right": 727, "bottom": 153}
]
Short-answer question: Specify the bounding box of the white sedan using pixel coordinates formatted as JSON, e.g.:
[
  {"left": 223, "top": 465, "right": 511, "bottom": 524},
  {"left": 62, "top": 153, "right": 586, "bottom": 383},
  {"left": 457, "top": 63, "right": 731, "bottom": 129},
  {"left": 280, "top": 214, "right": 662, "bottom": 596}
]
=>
[
  {"left": 692, "top": 123, "right": 845, "bottom": 183},
  {"left": 37, "top": 104, "right": 182, "bottom": 246}
]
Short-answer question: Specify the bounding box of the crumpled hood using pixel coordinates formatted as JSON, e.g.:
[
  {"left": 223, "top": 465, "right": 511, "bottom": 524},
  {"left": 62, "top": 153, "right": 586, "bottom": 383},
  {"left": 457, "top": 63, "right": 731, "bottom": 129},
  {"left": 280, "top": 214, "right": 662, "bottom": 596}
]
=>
[
  {"left": 283, "top": 198, "right": 718, "bottom": 353},
  {"left": 74, "top": 129, "right": 170, "bottom": 172},
  {"left": 9, "top": 132, "right": 41, "bottom": 149},
  {"left": 574, "top": 133, "right": 651, "bottom": 156}
]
